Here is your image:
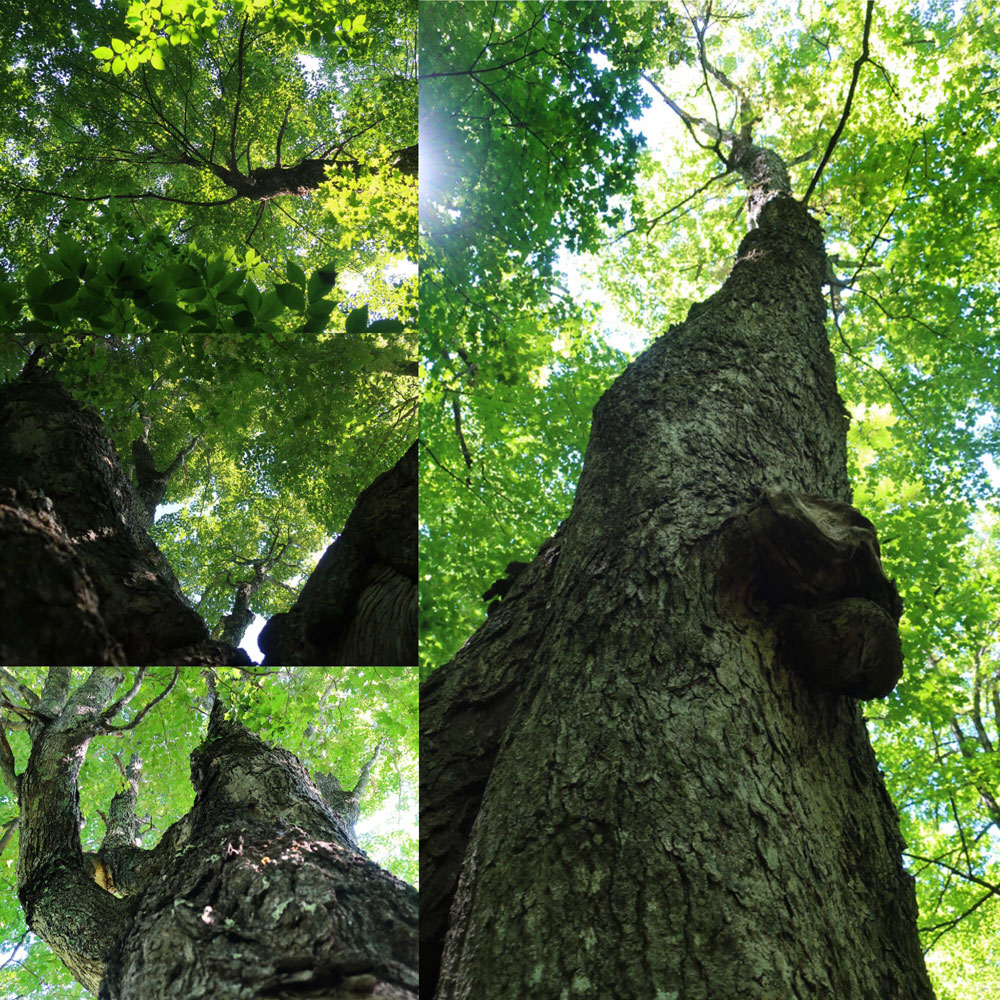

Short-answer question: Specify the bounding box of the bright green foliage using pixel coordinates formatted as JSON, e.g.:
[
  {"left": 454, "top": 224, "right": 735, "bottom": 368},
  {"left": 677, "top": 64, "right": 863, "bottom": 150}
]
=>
[
  {"left": 0, "top": 0, "right": 417, "bottom": 648},
  {"left": 422, "top": 1, "right": 1000, "bottom": 989},
  {"left": 95, "top": 0, "right": 370, "bottom": 73},
  {"left": 0, "top": 667, "right": 417, "bottom": 999},
  {"left": 420, "top": 0, "right": 686, "bottom": 675}
]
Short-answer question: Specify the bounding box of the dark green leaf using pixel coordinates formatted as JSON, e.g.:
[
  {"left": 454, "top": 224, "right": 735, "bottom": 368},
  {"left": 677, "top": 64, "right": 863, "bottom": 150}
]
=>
[
  {"left": 40, "top": 277, "right": 80, "bottom": 304},
  {"left": 275, "top": 283, "right": 305, "bottom": 311},
  {"left": 345, "top": 305, "right": 369, "bottom": 333},
  {"left": 367, "top": 318, "right": 405, "bottom": 334}
]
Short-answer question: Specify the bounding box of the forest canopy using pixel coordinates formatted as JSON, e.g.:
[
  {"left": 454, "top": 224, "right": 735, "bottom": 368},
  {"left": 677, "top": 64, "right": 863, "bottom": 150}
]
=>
[
  {"left": 0, "top": 665, "right": 417, "bottom": 999},
  {"left": 0, "top": 0, "right": 417, "bottom": 657},
  {"left": 419, "top": 2, "right": 1000, "bottom": 995}
]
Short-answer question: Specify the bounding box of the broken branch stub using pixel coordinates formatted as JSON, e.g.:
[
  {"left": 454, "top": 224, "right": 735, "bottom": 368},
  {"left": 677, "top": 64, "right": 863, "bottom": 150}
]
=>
[
  {"left": 720, "top": 490, "right": 905, "bottom": 699},
  {"left": 747, "top": 490, "right": 902, "bottom": 618}
]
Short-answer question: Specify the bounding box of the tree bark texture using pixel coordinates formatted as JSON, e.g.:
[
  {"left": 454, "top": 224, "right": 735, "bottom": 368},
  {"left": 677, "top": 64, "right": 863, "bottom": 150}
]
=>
[
  {"left": 0, "top": 371, "right": 247, "bottom": 666},
  {"left": 15, "top": 672, "right": 417, "bottom": 1000},
  {"left": 421, "top": 195, "right": 934, "bottom": 999},
  {"left": 260, "top": 441, "right": 418, "bottom": 666}
]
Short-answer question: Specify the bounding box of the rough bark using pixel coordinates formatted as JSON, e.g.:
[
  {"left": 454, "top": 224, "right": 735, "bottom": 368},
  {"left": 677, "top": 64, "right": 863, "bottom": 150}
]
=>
[
  {"left": 14, "top": 672, "right": 417, "bottom": 1000},
  {"left": 0, "top": 370, "right": 248, "bottom": 666},
  {"left": 260, "top": 442, "right": 418, "bottom": 666},
  {"left": 420, "top": 194, "right": 934, "bottom": 998}
]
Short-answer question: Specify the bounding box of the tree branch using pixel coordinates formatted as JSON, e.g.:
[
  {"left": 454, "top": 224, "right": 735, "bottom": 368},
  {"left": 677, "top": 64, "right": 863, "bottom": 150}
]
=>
[
  {"left": 275, "top": 102, "right": 292, "bottom": 168},
  {"left": 803, "top": 1, "right": 875, "bottom": 205},
  {"left": 15, "top": 183, "right": 240, "bottom": 208},
  {"left": 229, "top": 15, "right": 250, "bottom": 171}
]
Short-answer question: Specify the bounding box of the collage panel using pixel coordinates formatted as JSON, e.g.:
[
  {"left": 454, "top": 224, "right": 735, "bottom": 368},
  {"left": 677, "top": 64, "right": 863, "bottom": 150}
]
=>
[
  {"left": 0, "top": 666, "right": 417, "bottom": 998},
  {"left": 418, "top": 2, "right": 998, "bottom": 999},
  {"left": 0, "top": 0, "right": 417, "bottom": 667}
]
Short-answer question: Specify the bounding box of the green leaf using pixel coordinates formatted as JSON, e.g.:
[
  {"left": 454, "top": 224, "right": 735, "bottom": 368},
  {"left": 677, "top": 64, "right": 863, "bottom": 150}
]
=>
[
  {"left": 205, "top": 258, "right": 227, "bottom": 286},
  {"left": 306, "top": 298, "right": 337, "bottom": 319},
  {"left": 367, "top": 318, "right": 405, "bottom": 334},
  {"left": 300, "top": 314, "right": 329, "bottom": 334},
  {"left": 257, "top": 291, "right": 284, "bottom": 322},
  {"left": 150, "top": 49, "right": 165, "bottom": 70},
  {"left": 275, "top": 283, "right": 304, "bottom": 311},
  {"left": 112, "top": 56, "right": 125, "bottom": 75},
  {"left": 111, "top": 37, "right": 127, "bottom": 53},
  {"left": 232, "top": 310, "right": 254, "bottom": 329},
  {"left": 307, "top": 269, "right": 336, "bottom": 301},
  {"left": 345, "top": 305, "right": 369, "bottom": 334},
  {"left": 174, "top": 265, "right": 202, "bottom": 289},
  {"left": 286, "top": 260, "right": 306, "bottom": 288},
  {"left": 28, "top": 301, "right": 56, "bottom": 322},
  {"left": 93, "top": 46, "right": 114, "bottom": 60},
  {"left": 243, "top": 283, "right": 262, "bottom": 315},
  {"left": 25, "top": 265, "right": 51, "bottom": 299},
  {"left": 56, "top": 236, "right": 87, "bottom": 278},
  {"left": 148, "top": 301, "right": 191, "bottom": 328}
]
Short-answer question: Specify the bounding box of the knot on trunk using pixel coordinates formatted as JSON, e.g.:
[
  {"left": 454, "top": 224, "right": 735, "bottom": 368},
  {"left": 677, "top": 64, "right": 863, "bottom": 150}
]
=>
[
  {"left": 718, "top": 489, "right": 904, "bottom": 699},
  {"left": 775, "top": 597, "right": 901, "bottom": 700}
]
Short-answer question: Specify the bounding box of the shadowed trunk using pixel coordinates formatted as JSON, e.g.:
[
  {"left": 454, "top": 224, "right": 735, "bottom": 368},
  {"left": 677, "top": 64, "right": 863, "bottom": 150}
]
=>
[
  {"left": 207, "top": 146, "right": 418, "bottom": 201},
  {"left": 0, "top": 370, "right": 246, "bottom": 666},
  {"left": 260, "top": 442, "right": 418, "bottom": 666}
]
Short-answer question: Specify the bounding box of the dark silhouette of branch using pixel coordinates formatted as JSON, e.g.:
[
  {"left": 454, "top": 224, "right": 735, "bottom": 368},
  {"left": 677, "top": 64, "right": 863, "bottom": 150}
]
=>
[
  {"left": 804, "top": 1, "right": 875, "bottom": 205},
  {"left": 15, "top": 183, "right": 240, "bottom": 207},
  {"left": 230, "top": 15, "right": 250, "bottom": 171},
  {"left": 451, "top": 395, "right": 473, "bottom": 468},
  {"left": 275, "top": 102, "right": 292, "bottom": 167}
]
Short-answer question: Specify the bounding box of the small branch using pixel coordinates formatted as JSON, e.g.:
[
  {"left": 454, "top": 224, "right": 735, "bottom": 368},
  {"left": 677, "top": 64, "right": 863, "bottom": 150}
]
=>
[
  {"left": 275, "top": 102, "right": 292, "bottom": 168},
  {"left": 102, "top": 668, "right": 180, "bottom": 733},
  {"left": 640, "top": 73, "right": 728, "bottom": 164},
  {"left": 16, "top": 182, "right": 240, "bottom": 208},
  {"left": 803, "top": 1, "right": 875, "bottom": 205},
  {"left": 451, "top": 396, "right": 473, "bottom": 468},
  {"left": 229, "top": 16, "right": 250, "bottom": 170}
]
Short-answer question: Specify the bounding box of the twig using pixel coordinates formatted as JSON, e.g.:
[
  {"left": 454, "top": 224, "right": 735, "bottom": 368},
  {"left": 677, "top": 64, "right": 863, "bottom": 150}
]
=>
[{"left": 804, "top": 2, "right": 875, "bottom": 204}]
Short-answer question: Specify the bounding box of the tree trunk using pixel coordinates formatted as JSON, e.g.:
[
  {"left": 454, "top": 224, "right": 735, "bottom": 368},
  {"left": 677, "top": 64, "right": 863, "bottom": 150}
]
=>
[
  {"left": 217, "top": 579, "right": 256, "bottom": 648},
  {"left": 420, "top": 192, "right": 935, "bottom": 998},
  {"left": 0, "top": 370, "right": 245, "bottom": 666},
  {"left": 260, "top": 442, "right": 418, "bottom": 667},
  {"left": 130, "top": 423, "right": 199, "bottom": 530},
  {"left": 15, "top": 674, "right": 417, "bottom": 1000},
  {"left": 207, "top": 147, "right": 418, "bottom": 201}
]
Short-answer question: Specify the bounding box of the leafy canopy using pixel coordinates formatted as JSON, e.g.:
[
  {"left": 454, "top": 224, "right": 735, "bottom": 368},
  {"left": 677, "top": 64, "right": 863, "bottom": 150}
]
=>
[{"left": 0, "top": 0, "right": 417, "bottom": 649}]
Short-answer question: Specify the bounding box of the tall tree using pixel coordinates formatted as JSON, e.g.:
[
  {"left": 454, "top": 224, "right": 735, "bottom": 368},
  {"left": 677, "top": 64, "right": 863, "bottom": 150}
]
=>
[
  {"left": 419, "top": 2, "right": 973, "bottom": 995},
  {"left": 0, "top": 0, "right": 418, "bottom": 661},
  {"left": 0, "top": 667, "right": 417, "bottom": 1000}
]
